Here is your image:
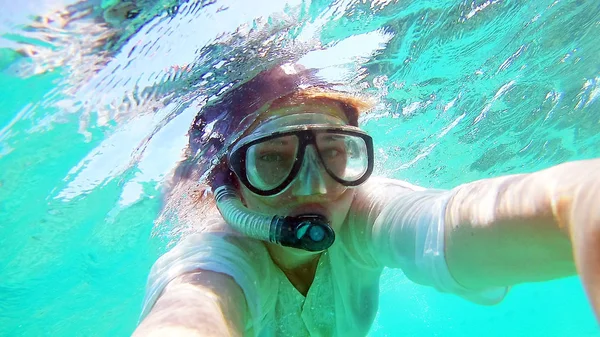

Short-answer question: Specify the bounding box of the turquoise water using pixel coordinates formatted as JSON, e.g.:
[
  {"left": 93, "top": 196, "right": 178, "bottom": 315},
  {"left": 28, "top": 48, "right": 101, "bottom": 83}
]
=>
[{"left": 1, "top": 0, "right": 600, "bottom": 336}]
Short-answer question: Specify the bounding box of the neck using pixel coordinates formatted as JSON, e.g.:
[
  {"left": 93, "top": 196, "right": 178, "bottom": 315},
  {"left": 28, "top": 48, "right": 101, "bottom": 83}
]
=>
[
  {"left": 265, "top": 243, "right": 322, "bottom": 296},
  {"left": 265, "top": 243, "right": 321, "bottom": 271}
]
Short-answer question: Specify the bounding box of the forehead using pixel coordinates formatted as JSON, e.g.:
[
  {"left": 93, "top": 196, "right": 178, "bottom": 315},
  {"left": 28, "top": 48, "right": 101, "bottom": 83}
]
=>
[
  {"left": 253, "top": 113, "right": 347, "bottom": 134},
  {"left": 249, "top": 98, "right": 349, "bottom": 133}
]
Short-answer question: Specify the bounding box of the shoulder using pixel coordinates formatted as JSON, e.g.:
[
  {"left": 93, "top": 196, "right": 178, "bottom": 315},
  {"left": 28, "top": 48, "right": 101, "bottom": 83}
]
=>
[
  {"left": 154, "top": 210, "right": 269, "bottom": 265},
  {"left": 350, "top": 176, "right": 429, "bottom": 214},
  {"left": 358, "top": 175, "right": 426, "bottom": 194},
  {"left": 337, "top": 177, "right": 423, "bottom": 266},
  {"left": 159, "top": 227, "right": 271, "bottom": 277}
]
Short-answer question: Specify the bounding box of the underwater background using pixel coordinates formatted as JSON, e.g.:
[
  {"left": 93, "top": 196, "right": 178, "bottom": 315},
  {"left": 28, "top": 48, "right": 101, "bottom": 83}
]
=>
[{"left": 1, "top": 0, "right": 600, "bottom": 336}]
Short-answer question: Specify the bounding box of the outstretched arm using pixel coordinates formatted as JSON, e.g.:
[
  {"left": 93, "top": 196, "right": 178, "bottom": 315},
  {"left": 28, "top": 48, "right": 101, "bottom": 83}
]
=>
[
  {"left": 133, "top": 270, "right": 248, "bottom": 337},
  {"left": 444, "top": 158, "right": 600, "bottom": 317}
]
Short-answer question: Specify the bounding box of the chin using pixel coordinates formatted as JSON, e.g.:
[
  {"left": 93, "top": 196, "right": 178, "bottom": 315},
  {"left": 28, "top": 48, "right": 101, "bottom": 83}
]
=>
[{"left": 266, "top": 241, "right": 321, "bottom": 256}]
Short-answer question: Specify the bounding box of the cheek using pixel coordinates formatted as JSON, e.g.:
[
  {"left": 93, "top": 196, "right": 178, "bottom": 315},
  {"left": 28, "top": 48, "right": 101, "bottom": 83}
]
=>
[
  {"left": 240, "top": 188, "right": 295, "bottom": 214},
  {"left": 239, "top": 187, "right": 266, "bottom": 211},
  {"left": 250, "top": 175, "right": 349, "bottom": 209},
  {"left": 238, "top": 182, "right": 355, "bottom": 231},
  {"left": 239, "top": 186, "right": 287, "bottom": 216},
  {"left": 329, "top": 188, "right": 355, "bottom": 230}
]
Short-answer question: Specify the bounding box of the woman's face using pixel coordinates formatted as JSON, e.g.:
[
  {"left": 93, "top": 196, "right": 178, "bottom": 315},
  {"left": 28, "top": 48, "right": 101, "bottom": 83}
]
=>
[{"left": 236, "top": 99, "right": 356, "bottom": 232}]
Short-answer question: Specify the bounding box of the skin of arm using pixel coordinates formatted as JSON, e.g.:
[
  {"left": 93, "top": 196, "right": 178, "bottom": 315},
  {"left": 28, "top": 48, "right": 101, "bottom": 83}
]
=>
[
  {"left": 132, "top": 270, "right": 248, "bottom": 337},
  {"left": 444, "top": 158, "right": 600, "bottom": 317}
]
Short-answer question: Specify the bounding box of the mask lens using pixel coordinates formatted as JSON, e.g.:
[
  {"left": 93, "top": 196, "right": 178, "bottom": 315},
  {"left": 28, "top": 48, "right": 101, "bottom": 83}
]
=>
[
  {"left": 246, "top": 135, "right": 299, "bottom": 191},
  {"left": 316, "top": 132, "right": 369, "bottom": 182}
]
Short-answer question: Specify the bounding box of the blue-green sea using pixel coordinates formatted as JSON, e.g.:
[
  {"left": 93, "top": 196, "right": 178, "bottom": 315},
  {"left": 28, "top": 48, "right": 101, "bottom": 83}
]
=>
[{"left": 1, "top": 0, "right": 600, "bottom": 336}]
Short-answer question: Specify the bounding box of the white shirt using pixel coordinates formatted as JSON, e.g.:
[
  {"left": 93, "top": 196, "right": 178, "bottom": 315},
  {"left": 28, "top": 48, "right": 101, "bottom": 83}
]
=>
[{"left": 140, "top": 177, "right": 508, "bottom": 336}]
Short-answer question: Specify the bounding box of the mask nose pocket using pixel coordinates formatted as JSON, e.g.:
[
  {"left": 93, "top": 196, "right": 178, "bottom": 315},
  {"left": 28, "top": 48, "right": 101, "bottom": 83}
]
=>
[{"left": 292, "top": 146, "right": 328, "bottom": 196}]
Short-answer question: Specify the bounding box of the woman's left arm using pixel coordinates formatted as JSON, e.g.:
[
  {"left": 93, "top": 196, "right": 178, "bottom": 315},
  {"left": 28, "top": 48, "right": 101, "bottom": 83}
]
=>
[{"left": 444, "top": 158, "right": 600, "bottom": 317}]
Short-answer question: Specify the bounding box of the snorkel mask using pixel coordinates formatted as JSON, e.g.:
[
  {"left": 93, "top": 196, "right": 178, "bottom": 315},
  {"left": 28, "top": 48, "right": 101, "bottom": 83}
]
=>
[{"left": 211, "top": 113, "right": 374, "bottom": 252}]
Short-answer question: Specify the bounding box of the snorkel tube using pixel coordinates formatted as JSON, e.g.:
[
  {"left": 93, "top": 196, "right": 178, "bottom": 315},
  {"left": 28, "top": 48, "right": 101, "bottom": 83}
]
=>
[{"left": 211, "top": 169, "right": 335, "bottom": 252}]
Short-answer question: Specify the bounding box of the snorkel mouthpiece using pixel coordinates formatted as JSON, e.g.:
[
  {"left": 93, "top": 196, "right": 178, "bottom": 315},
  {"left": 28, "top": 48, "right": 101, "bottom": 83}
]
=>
[
  {"left": 271, "top": 214, "right": 335, "bottom": 252},
  {"left": 212, "top": 170, "right": 335, "bottom": 252}
]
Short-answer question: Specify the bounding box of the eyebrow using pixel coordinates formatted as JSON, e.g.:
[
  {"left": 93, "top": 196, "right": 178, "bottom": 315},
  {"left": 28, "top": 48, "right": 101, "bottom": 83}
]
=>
[
  {"left": 260, "top": 138, "right": 293, "bottom": 146},
  {"left": 320, "top": 134, "right": 345, "bottom": 141}
]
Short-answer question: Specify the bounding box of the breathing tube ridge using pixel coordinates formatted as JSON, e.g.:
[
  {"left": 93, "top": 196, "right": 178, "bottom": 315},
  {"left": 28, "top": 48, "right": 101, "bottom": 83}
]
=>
[{"left": 211, "top": 170, "right": 335, "bottom": 252}]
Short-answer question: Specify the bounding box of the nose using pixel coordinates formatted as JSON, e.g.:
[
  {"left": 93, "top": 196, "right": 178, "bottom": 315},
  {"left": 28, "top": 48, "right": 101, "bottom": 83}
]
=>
[{"left": 292, "top": 146, "right": 328, "bottom": 196}]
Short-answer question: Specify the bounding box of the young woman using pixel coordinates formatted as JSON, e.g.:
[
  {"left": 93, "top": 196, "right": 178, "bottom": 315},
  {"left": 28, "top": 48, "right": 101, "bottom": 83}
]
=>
[{"left": 133, "top": 63, "right": 600, "bottom": 337}]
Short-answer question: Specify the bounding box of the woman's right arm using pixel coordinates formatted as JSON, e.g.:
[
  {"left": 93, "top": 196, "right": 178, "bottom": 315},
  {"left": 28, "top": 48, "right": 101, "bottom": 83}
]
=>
[{"left": 132, "top": 269, "right": 248, "bottom": 337}]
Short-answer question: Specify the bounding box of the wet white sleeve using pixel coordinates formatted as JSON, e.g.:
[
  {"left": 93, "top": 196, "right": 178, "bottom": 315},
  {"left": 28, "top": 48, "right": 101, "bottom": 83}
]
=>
[
  {"left": 351, "top": 177, "right": 508, "bottom": 305},
  {"left": 139, "top": 229, "right": 275, "bottom": 330}
]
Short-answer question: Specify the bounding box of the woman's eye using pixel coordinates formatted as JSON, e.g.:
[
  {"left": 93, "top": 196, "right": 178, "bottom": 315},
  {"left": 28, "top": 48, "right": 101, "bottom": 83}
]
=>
[
  {"left": 259, "top": 153, "right": 284, "bottom": 162},
  {"left": 323, "top": 148, "right": 344, "bottom": 158}
]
